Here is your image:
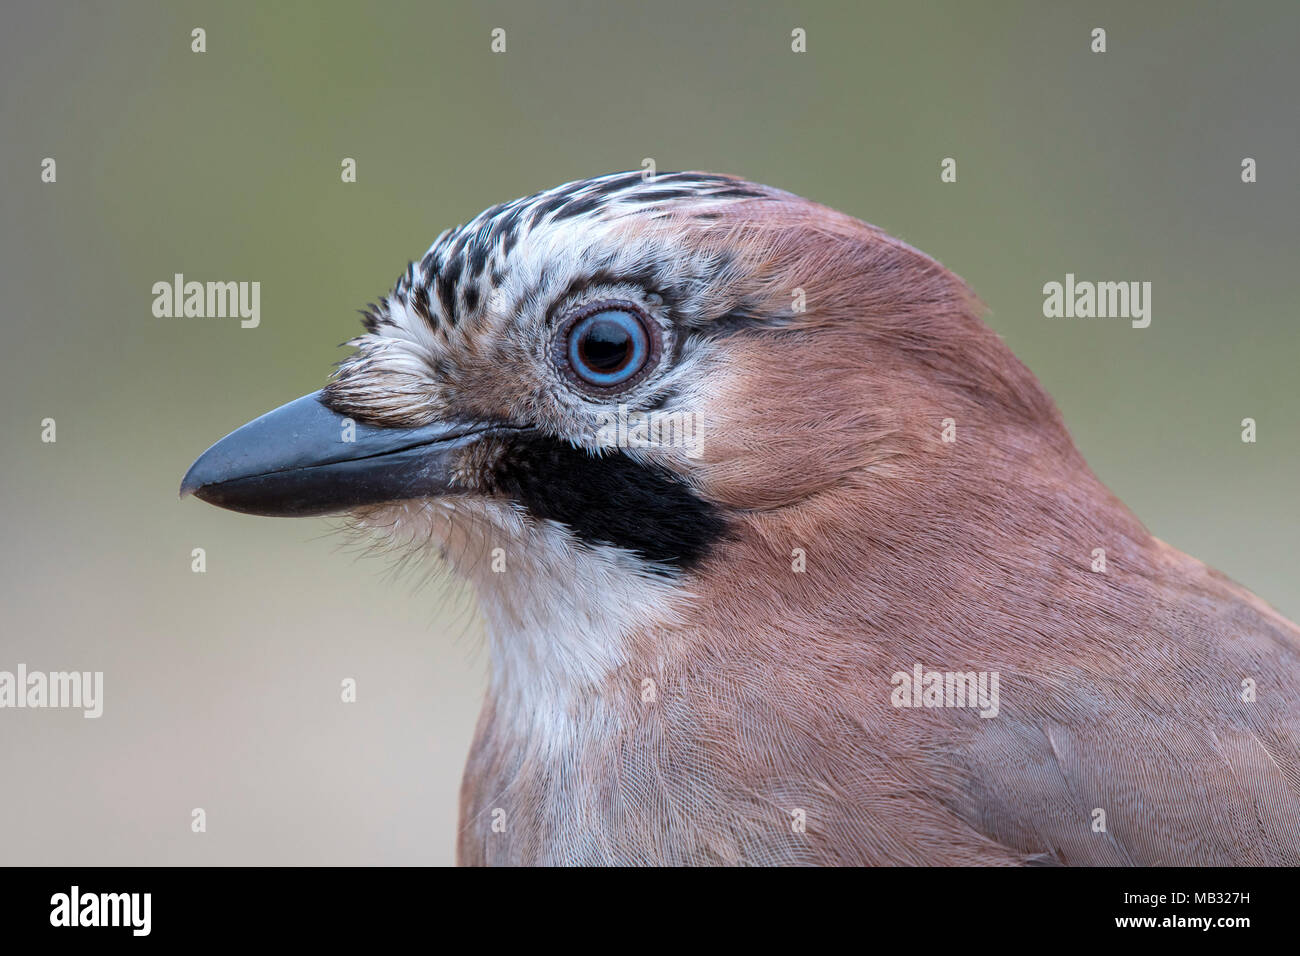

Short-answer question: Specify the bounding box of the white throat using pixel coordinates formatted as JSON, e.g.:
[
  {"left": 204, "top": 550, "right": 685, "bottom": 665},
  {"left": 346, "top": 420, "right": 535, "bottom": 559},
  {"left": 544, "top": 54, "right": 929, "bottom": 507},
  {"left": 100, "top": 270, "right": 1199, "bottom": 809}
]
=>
[{"left": 352, "top": 497, "right": 687, "bottom": 701}]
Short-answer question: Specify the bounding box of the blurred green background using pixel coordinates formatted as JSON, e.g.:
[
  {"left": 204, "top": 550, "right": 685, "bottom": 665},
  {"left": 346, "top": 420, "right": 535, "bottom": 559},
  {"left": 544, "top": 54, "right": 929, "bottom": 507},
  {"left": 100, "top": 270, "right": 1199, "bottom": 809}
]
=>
[{"left": 1, "top": 0, "right": 1295, "bottom": 864}]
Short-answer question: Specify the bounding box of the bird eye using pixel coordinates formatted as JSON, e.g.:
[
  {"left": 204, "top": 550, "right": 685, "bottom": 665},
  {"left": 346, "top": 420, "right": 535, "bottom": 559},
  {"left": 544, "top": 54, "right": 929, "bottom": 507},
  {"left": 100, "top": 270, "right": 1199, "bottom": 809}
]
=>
[{"left": 564, "top": 307, "right": 652, "bottom": 388}]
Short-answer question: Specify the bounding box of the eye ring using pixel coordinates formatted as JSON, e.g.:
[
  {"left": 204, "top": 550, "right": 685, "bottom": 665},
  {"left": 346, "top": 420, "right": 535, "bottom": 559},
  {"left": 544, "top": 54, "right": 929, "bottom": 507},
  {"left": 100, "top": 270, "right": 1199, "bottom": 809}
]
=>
[{"left": 554, "top": 300, "right": 661, "bottom": 393}]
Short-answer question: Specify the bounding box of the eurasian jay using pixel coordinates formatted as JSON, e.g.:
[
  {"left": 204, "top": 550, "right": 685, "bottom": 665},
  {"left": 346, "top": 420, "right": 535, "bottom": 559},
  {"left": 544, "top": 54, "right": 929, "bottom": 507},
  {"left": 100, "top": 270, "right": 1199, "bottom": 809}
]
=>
[{"left": 182, "top": 172, "right": 1300, "bottom": 865}]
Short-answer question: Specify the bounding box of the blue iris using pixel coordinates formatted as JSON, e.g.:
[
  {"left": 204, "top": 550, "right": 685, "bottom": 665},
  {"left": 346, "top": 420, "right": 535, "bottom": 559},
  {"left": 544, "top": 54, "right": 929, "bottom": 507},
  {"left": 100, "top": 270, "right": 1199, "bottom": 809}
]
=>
[{"left": 567, "top": 309, "right": 649, "bottom": 387}]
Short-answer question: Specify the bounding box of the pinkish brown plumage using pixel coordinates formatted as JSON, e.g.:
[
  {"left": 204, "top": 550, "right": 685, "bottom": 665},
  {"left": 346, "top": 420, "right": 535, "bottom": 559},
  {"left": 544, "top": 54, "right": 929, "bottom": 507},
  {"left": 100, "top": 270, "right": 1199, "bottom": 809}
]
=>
[{"left": 182, "top": 172, "right": 1300, "bottom": 865}]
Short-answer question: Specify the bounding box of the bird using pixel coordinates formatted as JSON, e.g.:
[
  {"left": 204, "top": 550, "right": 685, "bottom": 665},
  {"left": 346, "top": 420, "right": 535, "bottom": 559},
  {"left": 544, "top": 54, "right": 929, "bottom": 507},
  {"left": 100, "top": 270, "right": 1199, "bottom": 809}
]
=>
[{"left": 181, "top": 171, "right": 1300, "bottom": 865}]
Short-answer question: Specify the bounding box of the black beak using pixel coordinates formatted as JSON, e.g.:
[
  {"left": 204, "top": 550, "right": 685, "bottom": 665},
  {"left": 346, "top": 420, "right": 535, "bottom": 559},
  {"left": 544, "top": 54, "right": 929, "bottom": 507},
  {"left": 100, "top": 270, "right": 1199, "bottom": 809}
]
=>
[{"left": 180, "top": 390, "right": 500, "bottom": 517}]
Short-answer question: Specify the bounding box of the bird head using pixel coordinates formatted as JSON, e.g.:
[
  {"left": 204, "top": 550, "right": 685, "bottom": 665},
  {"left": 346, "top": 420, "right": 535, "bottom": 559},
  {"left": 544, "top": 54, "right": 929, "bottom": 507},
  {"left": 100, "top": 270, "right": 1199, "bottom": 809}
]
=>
[{"left": 182, "top": 171, "right": 1085, "bottom": 685}]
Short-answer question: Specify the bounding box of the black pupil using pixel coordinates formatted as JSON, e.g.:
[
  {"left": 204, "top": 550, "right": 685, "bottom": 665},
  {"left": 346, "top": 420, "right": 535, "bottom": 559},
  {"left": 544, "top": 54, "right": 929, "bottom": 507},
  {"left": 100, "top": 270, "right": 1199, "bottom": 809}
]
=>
[{"left": 580, "top": 318, "right": 633, "bottom": 373}]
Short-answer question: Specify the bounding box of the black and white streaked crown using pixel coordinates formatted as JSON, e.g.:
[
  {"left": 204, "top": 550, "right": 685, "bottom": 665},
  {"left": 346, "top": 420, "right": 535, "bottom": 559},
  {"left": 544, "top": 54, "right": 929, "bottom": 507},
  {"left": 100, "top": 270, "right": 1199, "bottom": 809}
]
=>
[{"left": 369, "top": 171, "right": 772, "bottom": 334}]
